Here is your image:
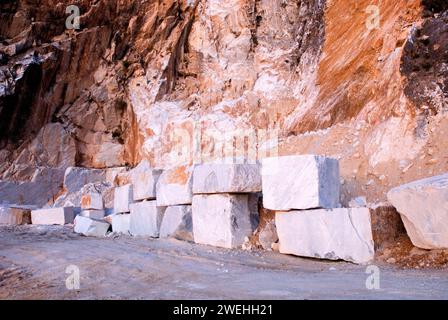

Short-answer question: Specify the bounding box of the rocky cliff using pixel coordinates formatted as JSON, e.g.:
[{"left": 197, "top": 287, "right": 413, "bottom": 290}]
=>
[{"left": 0, "top": 0, "right": 447, "bottom": 204}]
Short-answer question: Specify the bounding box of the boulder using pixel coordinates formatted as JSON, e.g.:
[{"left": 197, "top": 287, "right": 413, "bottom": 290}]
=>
[
  {"left": 387, "top": 174, "right": 448, "bottom": 249},
  {"left": 261, "top": 155, "right": 340, "bottom": 210},
  {"left": 159, "top": 205, "right": 193, "bottom": 242},
  {"left": 192, "top": 194, "right": 253, "bottom": 249},
  {"left": 129, "top": 201, "right": 165, "bottom": 237},
  {"left": 31, "top": 207, "right": 75, "bottom": 225},
  {"left": 276, "top": 208, "right": 374, "bottom": 264},
  {"left": 192, "top": 163, "right": 261, "bottom": 194},
  {"left": 129, "top": 160, "right": 162, "bottom": 201},
  {"left": 74, "top": 215, "right": 110, "bottom": 237},
  {"left": 80, "top": 209, "right": 105, "bottom": 220},
  {"left": 111, "top": 214, "right": 131, "bottom": 235},
  {"left": 114, "top": 184, "right": 133, "bottom": 214},
  {"left": 156, "top": 165, "right": 193, "bottom": 206},
  {"left": 0, "top": 205, "right": 32, "bottom": 225},
  {"left": 81, "top": 192, "right": 103, "bottom": 210}
]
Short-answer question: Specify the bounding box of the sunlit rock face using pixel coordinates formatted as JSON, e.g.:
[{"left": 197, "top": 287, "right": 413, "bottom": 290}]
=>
[{"left": 0, "top": 0, "right": 447, "bottom": 204}]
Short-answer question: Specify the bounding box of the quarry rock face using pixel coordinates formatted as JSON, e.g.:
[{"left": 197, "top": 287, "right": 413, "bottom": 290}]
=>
[
  {"left": 193, "top": 164, "right": 262, "bottom": 194},
  {"left": 387, "top": 174, "right": 448, "bottom": 249},
  {"left": 192, "top": 194, "right": 253, "bottom": 249},
  {"left": 129, "top": 201, "right": 165, "bottom": 237},
  {"left": 31, "top": 207, "right": 75, "bottom": 225},
  {"left": 156, "top": 166, "right": 193, "bottom": 206},
  {"left": 129, "top": 160, "right": 162, "bottom": 201},
  {"left": 262, "top": 155, "right": 340, "bottom": 211},
  {"left": 276, "top": 208, "right": 375, "bottom": 264},
  {"left": 159, "top": 205, "right": 193, "bottom": 242},
  {"left": 74, "top": 215, "right": 110, "bottom": 237}
]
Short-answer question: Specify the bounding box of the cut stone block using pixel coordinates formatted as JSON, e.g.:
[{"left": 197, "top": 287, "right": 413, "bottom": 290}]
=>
[
  {"left": 160, "top": 205, "right": 193, "bottom": 242},
  {"left": 111, "top": 214, "right": 131, "bottom": 235},
  {"left": 262, "top": 155, "right": 340, "bottom": 210},
  {"left": 387, "top": 173, "right": 448, "bottom": 249},
  {"left": 0, "top": 206, "right": 32, "bottom": 225},
  {"left": 74, "top": 215, "right": 110, "bottom": 237},
  {"left": 275, "top": 208, "right": 374, "bottom": 264},
  {"left": 114, "top": 184, "right": 133, "bottom": 214},
  {"left": 129, "top": 201, "right": 165, "bottom": 237},
  {"left": 31, "top": 207, "right": 75, "bottom": 225},
  {"left": 80, "top": 209, "right": 105, "bottom": 220},
  {"left": 129, "top": 160, "right": 162, "bottom": 201},
  {"left": 156, "top": 165, "right": 193, "bottom": 206},
  {"left": 192, "top": 194, "right": 253, "bottom": 249},
  {"left": 193, "top": 164, "right": 261, "bottom": 194},
  {"left": 81, "top": 192, "right": 103, "bottom": 210}
]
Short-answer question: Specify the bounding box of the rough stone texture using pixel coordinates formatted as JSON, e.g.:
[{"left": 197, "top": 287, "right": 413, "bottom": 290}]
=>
[
  {"left": 114, "top": 184, "right": 133, "bottom": 214},
  {"left": 387, "top": 174, "right": 448, "bottom": 249},
  {"left": 159, "top": 205, "right": 193, "bottom": 242},
  {"left": 369, "top": 203, "right": 407, "bottom": 250},
  {"left": 74, "top": 215, "right": 110, "bottom": 237},
  {"left": 262, "top": 155, "right": 341, "bottom": 211},
  {"left": 111, "top": 214, "right": 131, "bottom": 235},
  {"left": 193, "top": 164, "right": 261, "bottom": 194},
  {"left": 156, "top": 166, "right": 193, "bottom": 206},
  {"left": 0, "top": 205, "right": 31, "bottom": 225},
  {"left": 31, "top": 207, "right": 75, "bottom": 225},
  {"left": 80, "top": 209, "right": 106, "bottom": 221},
  {"left": 129, "top": 201, "right": 165, "bottom": 237},
  {"left": 258, "top": 220, "right": 278, "bottom": 251},
  {"left": 192, "top": 194, "right": 253, "bottom": 249},
  {"left": 129, "top": 160, "right": 162, "bottom": 201},
  {"left": 63, "top": 167, "right": 107, "bottom": 194},
  {"left": 276, "top": 208, "right": 375, "bottom": 264},
  {"left": 81, "top": 192, "right": 103, "bottom": 210}
]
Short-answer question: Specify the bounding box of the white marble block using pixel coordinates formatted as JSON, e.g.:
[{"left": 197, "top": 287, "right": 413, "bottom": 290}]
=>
[
  {"left": 156, "top": 166, "right": 193, "bottom": 206},
  {"left": 0, "top": 206, "right": 32, "bottom": 225},
  {"left": 192, "top": 194, "right": 253, "bottom": 249},
  {"left": 111, "top": 214, "right": 131, "bottom": 235},
  {"left": 80, "top": 209, "right": 105, "bottom": 220},
  {"left": 31, "top": 207, "right": 75, "bottom": 225},
  {"left": 129, "top": 201, "right": 166, "bottom": 237},
  {"left": 159, "top": 205, "right": 193, "bottom": 241},
  {"left": 81, "top": 192, "right": 104, "bottom": 210},
  {"left": 74, "top": 215, "right": 110, "bottom": 237},
  {"left": 387, "top": 173, "right": 448, "bottom": 249},
  {"left": 192, "top": 163, "right": 262, "bottom": 194},
  {"left": 129, "top": 160, "right": 162, "bottom": 201},
  {"left": 114, "top": 184, "right": 133, "bottom": 214},
  {"left": 262, "top": 155, "right": 340, "bottom": 210},
  {"left": 275, "top": 208, "right": 374, "bottom": 264}
]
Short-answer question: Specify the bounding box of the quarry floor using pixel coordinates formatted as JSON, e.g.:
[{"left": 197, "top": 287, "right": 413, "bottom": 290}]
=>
[{"left": 0, "top": 225, "right": 447, "bottom": 300}]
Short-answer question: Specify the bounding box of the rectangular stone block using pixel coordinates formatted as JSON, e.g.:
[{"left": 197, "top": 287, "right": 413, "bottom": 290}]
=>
[
  {"left": 80, "top": 209, "right": 105, "bottom": 220},
  {"left": 387, "top": 173, "right": 448, "bottom": 249},
  {"left": 129, "top": 160, "right": 162, "bottom": 201},
  {"left": 74, "top": 215, "right": 110, "bottom": 237},
  {"left": 130, "top": 201, "right": 165, "bottom": 237},
  {"left": 275, "top": 208, "right": 374, "bottom": 264},
  {"left": 31, "top": 207, "right": 75, "bottom": 225},
  {"left": 160, "top": 205, "right": 193, "bottom": 242},
  {"left": 114, "top": 184, "right": 133, "bottom": 214},
  {"left": 193, "top": 163, "right": 262, "bottom": 194},
  {"left": 81, "top": 192, "right": 103, "bottom": 210},
  {"left": 0, "top": 206, "right": 32, "bottom": 225},
  {"left": 262, "top": 155, "right": 340, "bottom": 210},
  {"left": 192, "top": 194, "right": 253, "bottom": 249},
  {"left": 156, "top": 166, "right": 193, "bottom": 206},
  {"left": 111, "top": 214, "right": 131, "bottom": 235}
]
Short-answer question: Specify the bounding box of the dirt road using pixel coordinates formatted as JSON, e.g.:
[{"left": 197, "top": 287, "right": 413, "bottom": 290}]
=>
[{"left": 0, "top": 225, "right": 447, "bottom": 300}]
